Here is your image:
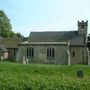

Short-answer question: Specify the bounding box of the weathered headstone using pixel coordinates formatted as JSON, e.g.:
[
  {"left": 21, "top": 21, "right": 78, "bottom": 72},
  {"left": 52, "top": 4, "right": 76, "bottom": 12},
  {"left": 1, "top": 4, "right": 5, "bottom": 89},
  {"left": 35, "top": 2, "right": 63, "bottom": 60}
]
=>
[
  {"left": 23, "top": 56, "right": 26, "bottom": 64},
  {"left": 26, "top": 59, "right": 28, "bottom": 64},
  {"left": 77, "top": 70, "right": 83, "bottom": 78},
  {"left": 1, "top": 56, "right": 3, "bottom": 61}
]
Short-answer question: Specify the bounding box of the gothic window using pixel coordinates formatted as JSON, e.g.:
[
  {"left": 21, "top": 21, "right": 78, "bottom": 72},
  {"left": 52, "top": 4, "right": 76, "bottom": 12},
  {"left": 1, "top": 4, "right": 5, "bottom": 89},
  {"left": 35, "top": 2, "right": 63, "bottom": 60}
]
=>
[
  {"left": 52, "top": 48, "right": 54, "bottom": 58},
  {"left": 47, "top": 48, "right": 49, "bottom": 58},
  {"left": 47, "top": 48, "right": 54, "bottom": 58},
  {"left": 27, "top": 48, "right": 28, "bottom": 57},
  {"left": 27, "top": 47, "right": 34, "bottom": 58},
  {"left": 72, "top": 51, "right": 75, "bottom": 57}
]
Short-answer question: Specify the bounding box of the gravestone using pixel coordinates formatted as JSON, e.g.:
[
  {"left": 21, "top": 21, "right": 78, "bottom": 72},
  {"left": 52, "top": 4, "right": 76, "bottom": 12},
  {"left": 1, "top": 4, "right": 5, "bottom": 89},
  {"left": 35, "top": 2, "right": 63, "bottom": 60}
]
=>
[
  {"left": 77, "top": 70, "right": 83, "bottom": 78},
  {"left": 22, "top": 56, "right": 26, "bottom": 64}
]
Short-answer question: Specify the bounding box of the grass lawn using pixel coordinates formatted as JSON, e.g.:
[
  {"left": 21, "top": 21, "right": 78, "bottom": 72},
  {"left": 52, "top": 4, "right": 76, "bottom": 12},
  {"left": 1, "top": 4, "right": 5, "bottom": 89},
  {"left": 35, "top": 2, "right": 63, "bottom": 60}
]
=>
[{"left": 0, "top": 62, "right": 90, "bottom": 90}]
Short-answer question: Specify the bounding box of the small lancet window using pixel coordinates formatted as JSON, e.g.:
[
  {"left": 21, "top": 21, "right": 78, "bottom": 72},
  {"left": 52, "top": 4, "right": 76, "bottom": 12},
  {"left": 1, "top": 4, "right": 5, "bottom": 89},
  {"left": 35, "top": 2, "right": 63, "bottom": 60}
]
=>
[
  {"left": 27, "top": 47, "right": 34, "bottom": 58},
  {"left": 47, "top": 48, "right": 54, "bottom": 58},
  {"left": 72, "top": 51, "right": 75, "bottom": 57}
]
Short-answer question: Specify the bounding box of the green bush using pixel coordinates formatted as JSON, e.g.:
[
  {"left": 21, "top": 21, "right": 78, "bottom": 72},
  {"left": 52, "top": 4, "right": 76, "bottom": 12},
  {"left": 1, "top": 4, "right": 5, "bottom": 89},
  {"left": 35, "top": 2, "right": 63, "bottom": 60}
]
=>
[{"left": 0, "top": 62, "right": 90, "bottom": 90}]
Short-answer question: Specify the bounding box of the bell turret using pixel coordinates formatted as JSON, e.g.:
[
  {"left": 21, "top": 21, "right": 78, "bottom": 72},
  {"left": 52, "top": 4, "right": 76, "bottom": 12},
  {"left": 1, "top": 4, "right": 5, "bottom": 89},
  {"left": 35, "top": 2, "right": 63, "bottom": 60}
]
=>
[{"left": 78, "top": 20, "right": 88, "bottom": 35}]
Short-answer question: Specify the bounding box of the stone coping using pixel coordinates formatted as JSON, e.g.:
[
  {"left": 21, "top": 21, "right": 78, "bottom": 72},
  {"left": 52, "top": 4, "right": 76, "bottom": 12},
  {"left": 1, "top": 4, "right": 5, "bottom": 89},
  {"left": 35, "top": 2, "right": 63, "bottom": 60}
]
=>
[{"left": 19, "top": 41, "right": 68, "bottom": 45}]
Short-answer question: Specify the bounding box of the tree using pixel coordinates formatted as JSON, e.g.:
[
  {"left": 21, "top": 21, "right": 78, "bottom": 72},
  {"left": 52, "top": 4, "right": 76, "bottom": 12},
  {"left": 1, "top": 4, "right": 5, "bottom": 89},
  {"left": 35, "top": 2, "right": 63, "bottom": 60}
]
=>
[
  {"left": 16, "top": 32, "right": 24, "bottom": 38},
  {"left": 87, "top": 34, "right": 90, "bottom": 50},
  {"left": 0, "top": 10, "right": 15, "bottom": 37}
]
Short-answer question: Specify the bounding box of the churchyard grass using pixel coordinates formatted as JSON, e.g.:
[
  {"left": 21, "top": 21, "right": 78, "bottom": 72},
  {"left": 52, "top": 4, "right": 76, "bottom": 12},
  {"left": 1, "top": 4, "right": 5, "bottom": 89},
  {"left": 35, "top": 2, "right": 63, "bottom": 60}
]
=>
[{"left": 0, "top": 62, "right": 90, "bottom": 90}]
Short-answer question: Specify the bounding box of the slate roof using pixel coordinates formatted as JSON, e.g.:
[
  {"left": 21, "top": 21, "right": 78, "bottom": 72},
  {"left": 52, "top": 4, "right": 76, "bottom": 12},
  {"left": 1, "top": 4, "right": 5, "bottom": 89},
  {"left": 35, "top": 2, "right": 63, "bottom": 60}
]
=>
[
  {"left": 0, "top": 45, "right": 8, "bottom": 52},
  {"left": 70, "top": 36, "right": 85, "bottom": 46},
  {"left": 0, "top": 37, "right": 22, "bottom": 48},
  {"left": 28, "top": 31, "right": 85, "bottom": 46}
]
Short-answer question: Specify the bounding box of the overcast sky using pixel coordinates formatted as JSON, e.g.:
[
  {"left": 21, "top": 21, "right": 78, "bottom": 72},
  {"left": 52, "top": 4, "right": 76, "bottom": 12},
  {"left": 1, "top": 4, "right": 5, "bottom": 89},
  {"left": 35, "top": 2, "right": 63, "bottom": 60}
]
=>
[{"left": 0, "top": 0, "right": 90, "bottom": 36}]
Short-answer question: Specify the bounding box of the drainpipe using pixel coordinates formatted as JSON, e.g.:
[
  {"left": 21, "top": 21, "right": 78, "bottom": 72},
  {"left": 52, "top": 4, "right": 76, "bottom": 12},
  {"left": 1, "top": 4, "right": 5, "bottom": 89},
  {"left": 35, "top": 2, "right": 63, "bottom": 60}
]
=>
[{"left": 67, "top": 41, "right": 71, "bottom": 66}]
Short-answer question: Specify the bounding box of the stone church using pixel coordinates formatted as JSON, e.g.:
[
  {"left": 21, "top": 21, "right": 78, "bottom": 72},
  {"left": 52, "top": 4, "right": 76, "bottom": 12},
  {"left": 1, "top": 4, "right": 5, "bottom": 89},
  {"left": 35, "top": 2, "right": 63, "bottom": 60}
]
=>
[{"left": 16, "top": 20, "right": 89, "bottom": 65}]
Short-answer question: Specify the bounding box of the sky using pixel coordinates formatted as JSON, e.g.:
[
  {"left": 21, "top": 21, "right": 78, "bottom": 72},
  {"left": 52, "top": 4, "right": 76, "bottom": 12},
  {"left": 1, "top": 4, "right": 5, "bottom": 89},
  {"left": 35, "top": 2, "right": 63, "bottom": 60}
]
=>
[{"left": 0, "top": 0, "right": 90, "bottom": 37}]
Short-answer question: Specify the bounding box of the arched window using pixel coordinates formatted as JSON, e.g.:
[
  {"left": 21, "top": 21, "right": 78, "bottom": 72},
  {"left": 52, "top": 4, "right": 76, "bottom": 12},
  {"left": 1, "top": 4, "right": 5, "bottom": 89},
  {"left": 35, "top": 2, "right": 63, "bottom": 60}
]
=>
[
  {"left": 47, "top": 48, "right": 54, "bottom": 58},
  {"left": 72, "top": 51, "right": 75, "bottom": 57},
  {"left": 27, "top": 47, "right": 34, "bottom": 58}
]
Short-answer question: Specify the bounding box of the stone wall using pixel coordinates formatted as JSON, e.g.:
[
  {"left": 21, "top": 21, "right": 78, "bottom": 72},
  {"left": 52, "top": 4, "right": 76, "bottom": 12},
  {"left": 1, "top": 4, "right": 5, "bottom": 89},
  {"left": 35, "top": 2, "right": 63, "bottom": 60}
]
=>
[
  {"left": 70, "top": 46, "right": 88, "bottom": 64},
  {"left": 16, "top": 44, "right": 68, "bottom": 64},
  {"left": 8, "top": 48, "right": 18, "bottom": 59},
  {"left": 16, "top": 44, "right": 88, "bottom": 64}
]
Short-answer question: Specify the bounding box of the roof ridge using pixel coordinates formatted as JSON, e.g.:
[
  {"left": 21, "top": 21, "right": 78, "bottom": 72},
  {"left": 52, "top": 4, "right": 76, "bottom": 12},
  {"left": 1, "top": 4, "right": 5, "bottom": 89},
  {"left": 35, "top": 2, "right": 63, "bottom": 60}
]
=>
[{"left": 30, "top": 30, "right": 77, "bottom": 33}]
